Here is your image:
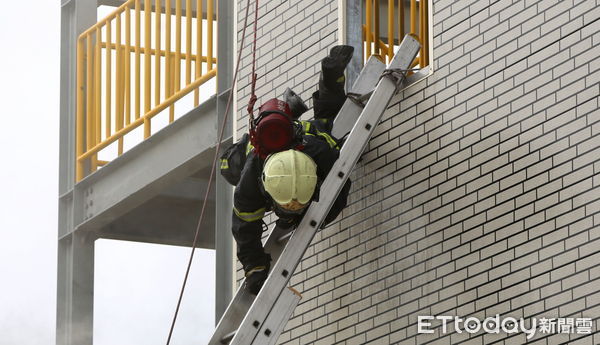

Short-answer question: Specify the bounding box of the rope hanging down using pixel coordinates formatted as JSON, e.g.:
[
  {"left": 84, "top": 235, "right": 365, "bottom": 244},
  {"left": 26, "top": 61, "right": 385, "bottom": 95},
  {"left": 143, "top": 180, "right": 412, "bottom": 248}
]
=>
[
  {"left": 246, "top": 0, "right": 260, "bottom": 130},
  {"left": 165, "top": 0, "right": 260, "bottom": 343}
]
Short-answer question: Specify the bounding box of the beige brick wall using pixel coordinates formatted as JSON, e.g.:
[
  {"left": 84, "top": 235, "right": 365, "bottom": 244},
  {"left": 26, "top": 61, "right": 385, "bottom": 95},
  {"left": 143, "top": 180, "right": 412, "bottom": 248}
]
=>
[{"left": 235, "top": 0, "right": 600, "bottom": 344}]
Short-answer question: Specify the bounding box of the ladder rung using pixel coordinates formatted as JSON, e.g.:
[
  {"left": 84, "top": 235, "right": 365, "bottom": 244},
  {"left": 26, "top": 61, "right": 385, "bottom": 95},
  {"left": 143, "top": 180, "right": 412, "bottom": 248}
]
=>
[
  {"left": 346, "top": 89, "right": 374, "bottom": 107},
  {"left": 221, "top": 330, "right": 236, "bottom": 344},
  {"left": 277, "top": 230, "right": 294, "bottom": 243}
]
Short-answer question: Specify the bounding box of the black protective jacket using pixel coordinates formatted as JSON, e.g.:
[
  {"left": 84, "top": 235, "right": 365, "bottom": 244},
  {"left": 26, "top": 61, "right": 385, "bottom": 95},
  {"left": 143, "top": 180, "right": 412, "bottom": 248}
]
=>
[{"left": 232, "top": 120, "right": 351, "bottom": 270}]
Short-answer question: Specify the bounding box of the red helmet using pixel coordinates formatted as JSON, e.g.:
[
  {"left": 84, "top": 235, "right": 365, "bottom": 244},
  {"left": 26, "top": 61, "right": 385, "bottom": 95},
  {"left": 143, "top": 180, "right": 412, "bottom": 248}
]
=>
[
  {"left": 258, "top": 98, "right": 293, "bottom": 118},
  {"left": 255, "top": 113, "right": 293, "bottom": 154},
  {"left": 251, "top": 99, "right": 294, "bottom": 158}
]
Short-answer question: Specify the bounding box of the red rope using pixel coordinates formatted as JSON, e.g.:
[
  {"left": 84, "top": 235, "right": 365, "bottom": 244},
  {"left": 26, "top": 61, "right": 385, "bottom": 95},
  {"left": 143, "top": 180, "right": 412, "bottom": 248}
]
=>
[
  {"left": 165, "top": 0, "right": 258, "bottom": 343},
  {"left": 246, "top": 0, "right": 260, "bottom": 129}
]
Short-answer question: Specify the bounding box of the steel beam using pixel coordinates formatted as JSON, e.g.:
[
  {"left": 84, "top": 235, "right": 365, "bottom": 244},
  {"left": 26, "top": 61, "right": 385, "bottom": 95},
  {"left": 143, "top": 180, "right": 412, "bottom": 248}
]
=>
[
  {"left": 68, "top": 96, "right": 223, "bottom": 237},
  {"left": 345, "top": 0, "right": 364, "bottom": 88},
  {"left": 94, "top": 177, "right": 217, "bottom": 248},
  {"left": 58, "top": 1, "right": 97, "bottom": 344},
  {"left": 214, "top": 0, "right": 235, "bottom": 323},
  {"left": 57, "top": 232, "right": 96, "bottom": 345}
]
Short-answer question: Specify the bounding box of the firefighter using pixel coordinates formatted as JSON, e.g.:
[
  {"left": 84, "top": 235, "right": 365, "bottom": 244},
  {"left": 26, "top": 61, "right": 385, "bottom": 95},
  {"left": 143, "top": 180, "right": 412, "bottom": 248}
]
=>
[{"left": 231, "top": 45, "right": 354, "bottom": 294}]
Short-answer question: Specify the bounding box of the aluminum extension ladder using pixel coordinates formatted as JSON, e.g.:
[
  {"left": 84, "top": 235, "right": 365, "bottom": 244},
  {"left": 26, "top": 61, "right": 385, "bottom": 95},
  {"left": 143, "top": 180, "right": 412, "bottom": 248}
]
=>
[{"left": 208, "top": 35, "right": 421, "bottom": 345}]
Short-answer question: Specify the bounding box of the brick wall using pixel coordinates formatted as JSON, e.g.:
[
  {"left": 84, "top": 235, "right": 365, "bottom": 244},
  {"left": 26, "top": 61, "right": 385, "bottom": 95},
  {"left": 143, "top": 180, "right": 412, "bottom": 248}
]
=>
[{"left": 235, "top": 0, "right": 600, "bottom": 344}]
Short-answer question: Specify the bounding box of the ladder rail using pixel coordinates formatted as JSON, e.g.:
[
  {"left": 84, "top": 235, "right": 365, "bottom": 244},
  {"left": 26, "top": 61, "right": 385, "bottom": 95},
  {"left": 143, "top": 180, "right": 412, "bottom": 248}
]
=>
[
  {"left": 253, "top": 287, "right": 302, "bottom": 345},
  {"left": 229, "top": 35, "right": 420, "bottom": 345}
]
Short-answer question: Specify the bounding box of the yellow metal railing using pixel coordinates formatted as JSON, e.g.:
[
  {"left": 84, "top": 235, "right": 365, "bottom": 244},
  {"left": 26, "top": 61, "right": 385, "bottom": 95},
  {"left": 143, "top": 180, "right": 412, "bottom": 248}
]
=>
[
  {"left": 363, "top": 0, "right": 429, "bottom": 68},
  {"left": 76, "top": 0, "right": 216, "bottom": 181}
]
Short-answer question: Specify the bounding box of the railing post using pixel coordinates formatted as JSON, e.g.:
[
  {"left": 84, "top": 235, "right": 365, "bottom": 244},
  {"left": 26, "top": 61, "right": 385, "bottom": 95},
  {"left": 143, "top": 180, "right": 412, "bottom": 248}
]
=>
[
  {"left": 410, "top": 0, "right": 416, "bottom": 35},
  {"left": 423, "top": 0, "right": 429, "bottom": 66},
  {"left": 135, "top": 0, "right": 141, "bottom": 120},
  {"left": 387, "top": 0, "right": 394, "bottom": 62},
  {"left": 185, "top": 0, "right": 192, "bottom": 86},
  {"left": 165, "top": 0, "right": 173, "bottom": 121},
  {"left": 86, "top": 36, "right": 96, "bottom": 171},
  {"left": 95, "top": 29, "right": 102, "bottom": 144},
  {"left": 105, "top": 20, "right": 113, "bottom": 156},
  {"left": 125, "top": 5, "right": 131, "bottom": 125},
  {"left": 155, "top": 0, "right": 162, "bottom": 108},
  {"left": 175, "top": 0, "right": 182, "bottom": 95},
  {"left": 117, "top": 14, "right": 125, "bottom": 155},
  {"left": 207, "top": 0, "right": 213, "bottom": 70},
  {"left": 365, "top": 0, "right": 372, "bottom": 59},
  {"left": 76, "top": 38, "right": 85, "bottom": 182},
  {"left": 144, "top": 0, "right": 152, "bottom": 138},
  {"left": 419, "top": 0, "right": 424, "bottom": 66},
  {"left": 194, "top": 0, "right": 203, "bottom": 106},
  {"left": 373, "top": 0, "right": 380, "bottom": 57}
]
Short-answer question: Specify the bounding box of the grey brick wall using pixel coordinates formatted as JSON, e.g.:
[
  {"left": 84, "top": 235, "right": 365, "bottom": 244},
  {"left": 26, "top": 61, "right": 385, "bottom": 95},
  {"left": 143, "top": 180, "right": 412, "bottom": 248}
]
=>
[{"left": 234, "top": 0, "right": 600, "bottom": 344}]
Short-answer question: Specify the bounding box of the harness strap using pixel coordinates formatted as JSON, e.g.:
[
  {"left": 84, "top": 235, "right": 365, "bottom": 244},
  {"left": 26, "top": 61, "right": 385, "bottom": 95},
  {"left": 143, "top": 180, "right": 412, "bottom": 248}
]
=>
[
  {"left": 380, "top": 67, "right": 420, "bottom": 91},
  {"left": 347, "top": 67, "right": 420, "bottom": 108}
]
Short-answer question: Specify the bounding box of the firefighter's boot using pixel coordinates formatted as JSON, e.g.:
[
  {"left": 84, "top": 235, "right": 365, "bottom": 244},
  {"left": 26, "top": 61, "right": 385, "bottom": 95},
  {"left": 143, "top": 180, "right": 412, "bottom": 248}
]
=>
[
  {"left": 313, "top": 45, "right": 354, "bottom": 127},
  {"left": 244, "top": 254, "right": 271, "bottom": 295}
]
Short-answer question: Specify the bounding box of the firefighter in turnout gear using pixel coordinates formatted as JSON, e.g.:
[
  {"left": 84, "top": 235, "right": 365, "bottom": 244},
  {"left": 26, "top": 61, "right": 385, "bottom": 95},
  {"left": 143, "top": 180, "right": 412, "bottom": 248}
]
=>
[{"left": 229, "top": 45, "right": 354, "bottom": 294}]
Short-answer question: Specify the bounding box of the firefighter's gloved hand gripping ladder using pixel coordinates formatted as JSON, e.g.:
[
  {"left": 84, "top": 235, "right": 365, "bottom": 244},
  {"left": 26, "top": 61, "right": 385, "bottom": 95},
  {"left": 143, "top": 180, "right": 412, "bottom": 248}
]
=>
[{"left": 209, "top": 35, "right": 421, "bottom": 345}]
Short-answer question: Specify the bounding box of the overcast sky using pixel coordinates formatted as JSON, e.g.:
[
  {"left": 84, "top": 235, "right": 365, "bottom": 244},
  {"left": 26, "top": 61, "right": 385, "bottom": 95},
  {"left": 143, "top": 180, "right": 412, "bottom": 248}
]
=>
[{"left": 0, "top": 1, "right": 216, "bottom": 344}]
